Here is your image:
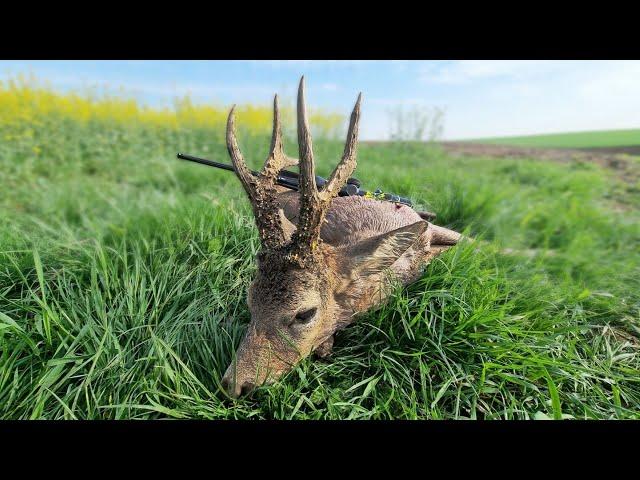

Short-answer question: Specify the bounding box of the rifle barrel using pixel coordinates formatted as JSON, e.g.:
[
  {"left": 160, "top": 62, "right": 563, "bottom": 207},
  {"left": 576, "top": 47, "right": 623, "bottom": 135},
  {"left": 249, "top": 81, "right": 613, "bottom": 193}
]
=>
[
  {"left": 176, "top": 152, "right": 413, "bottom": 207},
  {"left": 177, "top": 153, "right": 259, "bottom": 175},
  {"left": 178, "top": 152, "right": 301, "bottom": 190}
]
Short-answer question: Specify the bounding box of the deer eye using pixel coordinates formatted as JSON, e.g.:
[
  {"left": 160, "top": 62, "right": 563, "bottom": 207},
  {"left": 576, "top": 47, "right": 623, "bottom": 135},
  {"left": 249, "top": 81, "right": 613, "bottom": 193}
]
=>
[{"left": 294, "top": 307, "right": 317, "bottom": 325}]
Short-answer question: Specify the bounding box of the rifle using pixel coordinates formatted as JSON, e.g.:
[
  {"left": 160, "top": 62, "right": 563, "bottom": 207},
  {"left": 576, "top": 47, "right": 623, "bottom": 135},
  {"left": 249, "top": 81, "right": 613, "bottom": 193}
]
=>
[{"left": 177, "top": 152, "right": 414, "bottom": 207}]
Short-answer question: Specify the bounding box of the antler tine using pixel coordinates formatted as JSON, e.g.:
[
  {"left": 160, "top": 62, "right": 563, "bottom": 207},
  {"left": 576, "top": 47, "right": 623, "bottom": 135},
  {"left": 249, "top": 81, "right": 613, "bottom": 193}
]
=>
[
  {"left": 227, "top": 104, "right": 292, "bottom": 249},
  {"left": 321, "top": 92, "right": 362, "bottom": 199},
  {"left": 261, "top": 95, "right": 285, "bottom": 180},
  {"left": 290, "top": 79, "right": 365, "bottom": 261},
  {"left": 226, "top": 106, "right": 258, "bottom": 201},
  {"left": 262, "top": 94, "right": 299, "bottom": 181},
  {"left": 297, "top": 76, "right": 320, "bottom": 206},
  {"left": 290, "top": 76, "right": 326, "bottom": 258}
]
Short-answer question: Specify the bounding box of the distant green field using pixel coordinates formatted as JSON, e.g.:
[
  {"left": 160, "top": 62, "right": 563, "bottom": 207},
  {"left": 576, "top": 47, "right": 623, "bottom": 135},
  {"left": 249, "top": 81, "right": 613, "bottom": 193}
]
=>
[{"left": 470, "top": 129, "right": 640, "bottom": 149}]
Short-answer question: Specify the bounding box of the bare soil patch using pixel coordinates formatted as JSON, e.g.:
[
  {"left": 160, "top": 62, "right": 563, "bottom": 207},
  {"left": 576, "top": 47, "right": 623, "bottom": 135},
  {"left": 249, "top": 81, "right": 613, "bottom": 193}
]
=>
[{"left": 441, "top": 142, "right": 640, "bottom": 184}]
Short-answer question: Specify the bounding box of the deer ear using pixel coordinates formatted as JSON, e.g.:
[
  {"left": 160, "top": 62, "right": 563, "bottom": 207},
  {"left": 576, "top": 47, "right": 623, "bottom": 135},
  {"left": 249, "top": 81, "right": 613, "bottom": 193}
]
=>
[{"left": 341, "top": 221, "right": 428, "bottom": 277}]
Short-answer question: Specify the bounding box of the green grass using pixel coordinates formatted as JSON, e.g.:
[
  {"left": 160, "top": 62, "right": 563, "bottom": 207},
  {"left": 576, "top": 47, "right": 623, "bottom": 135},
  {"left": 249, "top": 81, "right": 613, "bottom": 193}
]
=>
[
  {"left": 468, "top": 128, "right": 640, "bottom": 149},
  {"left": 1, "top": 112, "right": 640, "bottom": 419}
]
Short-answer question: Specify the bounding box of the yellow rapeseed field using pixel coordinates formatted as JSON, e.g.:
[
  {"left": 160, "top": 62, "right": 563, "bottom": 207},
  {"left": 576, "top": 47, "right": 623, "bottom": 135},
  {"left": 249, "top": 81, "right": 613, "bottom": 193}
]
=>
[{"left": 0, "top": 75, "right": 344, "bottom": 138}]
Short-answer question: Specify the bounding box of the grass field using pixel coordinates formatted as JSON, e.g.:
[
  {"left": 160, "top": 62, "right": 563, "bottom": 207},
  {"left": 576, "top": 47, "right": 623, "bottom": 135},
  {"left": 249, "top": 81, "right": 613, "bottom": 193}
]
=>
[
  {"left": 468, "top": 128, "right": 640, "bottom": 149},
  {"left": 1, "top": 85, "right": 640, "bottom": 419}
]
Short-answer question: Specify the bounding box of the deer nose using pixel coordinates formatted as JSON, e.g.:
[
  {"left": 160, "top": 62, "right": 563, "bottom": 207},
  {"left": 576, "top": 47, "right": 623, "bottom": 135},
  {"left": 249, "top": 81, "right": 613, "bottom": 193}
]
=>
[{"left": 221, "top": 376, "right": 256, "bottom": 398}]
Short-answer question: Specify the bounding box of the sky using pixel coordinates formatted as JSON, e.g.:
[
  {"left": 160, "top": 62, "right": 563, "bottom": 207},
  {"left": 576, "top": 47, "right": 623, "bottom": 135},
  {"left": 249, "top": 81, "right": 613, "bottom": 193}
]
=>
[{"left": 1, "top": 60, "right": 639, "bottom": 140}]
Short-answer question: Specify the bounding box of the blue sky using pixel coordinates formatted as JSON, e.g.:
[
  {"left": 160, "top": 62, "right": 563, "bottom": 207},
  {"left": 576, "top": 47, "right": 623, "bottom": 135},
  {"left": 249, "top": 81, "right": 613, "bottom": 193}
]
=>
[{"left": 1, "top": 60, "right": 639, "bottom": 140}]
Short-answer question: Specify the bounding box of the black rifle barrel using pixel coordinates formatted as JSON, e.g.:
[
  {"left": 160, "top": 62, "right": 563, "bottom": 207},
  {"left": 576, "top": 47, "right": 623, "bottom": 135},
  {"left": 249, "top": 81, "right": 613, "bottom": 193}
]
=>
[
  {"left": 177, "top": 153, "right": 250, "bottom": 174},
  {"left": 177, "top": 152, "right": 301, "bottom": 190},
  {"left": 176, "top": 152, "right": 413, "bottom": 207}
]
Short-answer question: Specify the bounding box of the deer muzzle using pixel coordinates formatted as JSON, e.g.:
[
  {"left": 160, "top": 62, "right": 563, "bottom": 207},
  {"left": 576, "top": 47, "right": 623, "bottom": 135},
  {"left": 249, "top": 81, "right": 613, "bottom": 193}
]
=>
[{"left": 221, "top": 327, "right": 300, "bottom": 398}]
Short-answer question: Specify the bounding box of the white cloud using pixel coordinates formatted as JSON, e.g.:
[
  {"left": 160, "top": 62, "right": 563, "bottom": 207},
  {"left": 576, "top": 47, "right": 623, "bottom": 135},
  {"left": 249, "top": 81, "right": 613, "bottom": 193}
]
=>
[
  {"left": 576, "top": 61, "right": 640, "bottom": 102},
  {"left": 367, "top": 97, "right": 434, "bottom": 107},
  {"left": 420, "top": 60, "right": 640, "bottom": 139},
  {"left": 420, "top": 60, "right": 572, "bottom": 85},
  {"left": 321, "top": 82, "right": 339, "bottom": 91}
]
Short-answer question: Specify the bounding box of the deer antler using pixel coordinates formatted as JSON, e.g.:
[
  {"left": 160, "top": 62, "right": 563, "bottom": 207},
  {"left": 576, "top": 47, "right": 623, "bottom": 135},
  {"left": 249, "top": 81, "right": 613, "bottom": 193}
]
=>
[
  {"left": 226, "top": 76, "right": 362, "bottom": 263},
  {"left": 226, "top": 95, "right": 297, "bottom": 249},
  {"left": 291, "top": 76, "right": 362, "bottom": 261}
]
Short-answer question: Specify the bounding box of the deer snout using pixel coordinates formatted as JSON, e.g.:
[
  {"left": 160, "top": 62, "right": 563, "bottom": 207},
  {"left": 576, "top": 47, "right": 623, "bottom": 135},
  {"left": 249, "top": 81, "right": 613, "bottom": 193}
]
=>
[
  {"left": 221, "top": 374, "right": 255, "bottom": 398},
  {"left": 221, "top": 327, "right": 299, "bottom": 397}
]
